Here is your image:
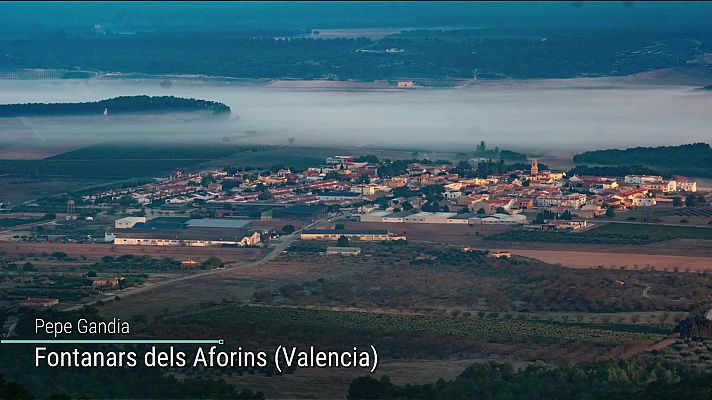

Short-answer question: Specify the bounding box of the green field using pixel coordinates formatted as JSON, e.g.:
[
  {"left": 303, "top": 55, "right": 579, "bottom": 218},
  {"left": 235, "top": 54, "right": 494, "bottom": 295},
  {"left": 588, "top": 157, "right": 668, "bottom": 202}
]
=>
[
  {"left": 486, "top": 223, "right": 712, "bottom": 245},
  {"left": 591, "top": 223, "right": 712, "bottom": 241},
  {"left": 177, "top": 305, "right": 663, "bottom": 346}
]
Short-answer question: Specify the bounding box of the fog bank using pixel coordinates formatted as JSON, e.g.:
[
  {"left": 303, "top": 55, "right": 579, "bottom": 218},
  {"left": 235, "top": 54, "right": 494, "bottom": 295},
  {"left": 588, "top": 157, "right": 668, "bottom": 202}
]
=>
[{"left": 1, "top": 78, "right": 711, "bottom": 157}]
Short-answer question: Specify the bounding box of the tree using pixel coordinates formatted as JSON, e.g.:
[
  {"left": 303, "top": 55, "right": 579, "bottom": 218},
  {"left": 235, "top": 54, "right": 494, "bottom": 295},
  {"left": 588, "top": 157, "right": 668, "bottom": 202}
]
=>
[
  {"left": 118, "top": 195, "right": 136, "bottom": 208},
  {"left": 0, "top": 308, "right": 7, "bottom": 333},
  {"left": 204, "top": 256, "right": 223, "bottom": 269},
  {"left": 281, "top": 224, "right": 295, "bottom": 234},
  {"left": 257, "top": 191, "right": 273, "bottom": 201},
  {"left": 453, "top": 161, "right": 473, "bottom": 177},
  {"left": 672, "top": 196, "right": 683, "bottom": 207},
  {"left": 685, "top": 195, "right": 697, "bottom": 207},
  {"left": 335, "top": 223, "right": 345, "bottom": 230},
  {"left": 200, "top": 175, "right": 215, "bottom": 187},
  {"left": 421, "top": 201, "right": 441, "bottom": 212},
  {"left": 560, "top": 210, "right": 572, "bottom": 220},
  {"left": 337, "top": 235, "right": 349, "bottom": 247},
  {"left": 605, "top": 207, "right": 616, "bottom": 217},
  {"left": 477, "top": 207, "right": 486, "bottom": 215},
  {"left": 355, "top": 174, "right": 370, "bottom": 184},
  {"left": 0, "top": 375, "right": 34, "bottom": 400},
  {"left": 402, "top": 201, "right": 413, "bottom": 211}
]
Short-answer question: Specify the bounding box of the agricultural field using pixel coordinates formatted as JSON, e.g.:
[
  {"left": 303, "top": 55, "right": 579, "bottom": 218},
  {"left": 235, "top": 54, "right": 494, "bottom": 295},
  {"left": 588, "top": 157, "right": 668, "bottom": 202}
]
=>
[
  {"left": 672, "top": 208, "right": 712, "bottom": 218},
  {"left": 174, "top": 304, "right": 664, "bottom": 347},
  {"left": 592, "top": 223, "right": 712, "bottom": 240},
  {"left": 0, "top": 143, "right": 257, "bottom": 182},
  {"left": 0, "top": 176, "right": 110, "bottom": 204},
  {"left": 0, "top": 253, "right": 208, "bottom": 309},
  {"left": 486, "top": 222, "right": 712, "bottom": 245},
  {"left": 272, "top": 242, "right": 712, "bottom": 315},
  {"left": 0, "top": 215, "right": 49, "bottom": 228}
]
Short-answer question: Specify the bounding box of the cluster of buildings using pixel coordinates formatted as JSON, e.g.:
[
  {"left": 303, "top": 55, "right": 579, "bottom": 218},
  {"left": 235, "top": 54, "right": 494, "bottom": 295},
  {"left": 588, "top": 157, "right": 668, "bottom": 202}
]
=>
[
  {"left": 106, "top": 216, "right": 262, "bottom": 247},
  {"left": 89, "top": 153, "right": 702, "bottom": 246}
]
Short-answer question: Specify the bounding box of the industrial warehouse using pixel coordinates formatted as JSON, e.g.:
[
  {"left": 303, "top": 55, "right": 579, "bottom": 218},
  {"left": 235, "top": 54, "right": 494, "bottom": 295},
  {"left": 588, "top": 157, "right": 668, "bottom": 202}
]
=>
[{"left": 105, "top": 217, "right": 262, "bottom": 247}]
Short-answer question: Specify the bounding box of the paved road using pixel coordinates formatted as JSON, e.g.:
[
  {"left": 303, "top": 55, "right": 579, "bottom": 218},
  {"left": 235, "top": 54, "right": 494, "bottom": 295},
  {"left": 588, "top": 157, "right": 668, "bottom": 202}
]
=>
[{"left": 61, "top": 218, "right": 325, "bottom": 312}]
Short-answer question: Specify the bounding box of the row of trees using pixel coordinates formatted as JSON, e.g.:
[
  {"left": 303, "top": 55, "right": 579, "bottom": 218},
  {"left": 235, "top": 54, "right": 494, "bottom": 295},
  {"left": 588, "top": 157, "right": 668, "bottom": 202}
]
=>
[
  {"left": 573, "top": 143, "right": 712, "bottom": 178},
  {"left": 348, "top": 357, "right": 708, "bottom": 400},
  {"left": 0, "top": 96, "right": 231, "bottom": 117}
]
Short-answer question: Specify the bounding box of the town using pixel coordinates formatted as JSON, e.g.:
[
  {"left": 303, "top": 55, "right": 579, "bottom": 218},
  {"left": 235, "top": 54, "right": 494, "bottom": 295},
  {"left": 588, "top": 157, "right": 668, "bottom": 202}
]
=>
[{"left": 2, "top": 147, "right": 706, "bottom": 251}]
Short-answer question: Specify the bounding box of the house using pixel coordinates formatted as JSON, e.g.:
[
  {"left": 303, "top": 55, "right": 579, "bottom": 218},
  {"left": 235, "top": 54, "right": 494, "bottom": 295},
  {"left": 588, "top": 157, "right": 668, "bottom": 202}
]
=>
[
  {"left": 542, "top": 219, "right": 587, "bottom": 231},
  {"left": 383, "top": 177, "right": 408, "bottom": 188},
  {"left": 675, "top": 176, "right": 698, "bottom": 192},
  {"left": 536, "top": 193, "right": 587, "bottom": 208},
  {"left": 443, "top": 190, "right": 462, "bottom": 200},
  {"left": 92, "top": 278, "right": 120, "bottom": 289},
  {"left": 470, "top": 198, "right": 515, "bottom": 214},
  {"left": 515, "top": 198, "right": 535, "bottom": 210},
  {"left": 631, "top": 197, "right": 657, "bottom": 207},
  {"left": 642, "top": 180, "right": 677, "bottom": 193}
]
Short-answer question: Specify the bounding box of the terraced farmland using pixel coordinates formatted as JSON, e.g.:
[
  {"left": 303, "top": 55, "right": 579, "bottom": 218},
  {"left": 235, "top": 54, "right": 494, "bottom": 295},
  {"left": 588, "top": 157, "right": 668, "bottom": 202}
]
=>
[{"left": 176, "top": 305, "right": 664, "bottom": 346}]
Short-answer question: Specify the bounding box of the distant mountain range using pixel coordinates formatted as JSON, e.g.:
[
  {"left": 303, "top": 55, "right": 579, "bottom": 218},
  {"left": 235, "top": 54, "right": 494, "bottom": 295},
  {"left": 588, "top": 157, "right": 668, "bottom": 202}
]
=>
[{"left": 0, "top": 95, "right": 231, "bottom": 117}]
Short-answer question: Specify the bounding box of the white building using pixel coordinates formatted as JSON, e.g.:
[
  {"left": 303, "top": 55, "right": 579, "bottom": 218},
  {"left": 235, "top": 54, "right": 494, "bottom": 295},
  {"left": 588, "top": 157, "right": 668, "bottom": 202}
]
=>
[
  {"left": 536, "top": 194, "right": 587, "bottom": 208},
  {"left": 624, "top": 175, "right": 663, "bottom": 185},
  {"left": 403, "top": 212, "right": 457, "bottom": 224},
  {"left": 114, "top": 216, "right": 146, "bottom": 229},
  {"left": 477, "top": 213, "right": 528, "bottom": 225},
  {"left": 443, "top": 190, "right": 462, "bottom": 200},
  {"left": 678, "top": 181, "right": 698, "bottom": 192},
  {"left": 632, "top": 197, "right": 657, "bottom": 207},
  {"left": 359, "top": 210, "right": 393, "bottom": 222}
]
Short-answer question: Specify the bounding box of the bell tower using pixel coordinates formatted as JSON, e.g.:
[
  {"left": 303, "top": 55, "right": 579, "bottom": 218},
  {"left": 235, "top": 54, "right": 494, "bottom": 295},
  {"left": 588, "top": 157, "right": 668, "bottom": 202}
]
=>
[{"left": 530, "top": 159, "right": 539, "bottom": 176}]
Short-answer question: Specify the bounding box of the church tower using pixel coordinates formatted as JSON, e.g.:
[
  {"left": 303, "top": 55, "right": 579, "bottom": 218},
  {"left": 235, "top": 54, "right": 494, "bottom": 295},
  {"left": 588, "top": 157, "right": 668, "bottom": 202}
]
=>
[{"left": 530, "top": 159, "right": 539, "bottom": 176}]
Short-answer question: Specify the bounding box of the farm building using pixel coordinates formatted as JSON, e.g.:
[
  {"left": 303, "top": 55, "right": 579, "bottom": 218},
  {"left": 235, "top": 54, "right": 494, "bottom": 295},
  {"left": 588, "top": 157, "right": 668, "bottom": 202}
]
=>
[{"left": 301, "top": 229, "right": 406, "bottom": 241}]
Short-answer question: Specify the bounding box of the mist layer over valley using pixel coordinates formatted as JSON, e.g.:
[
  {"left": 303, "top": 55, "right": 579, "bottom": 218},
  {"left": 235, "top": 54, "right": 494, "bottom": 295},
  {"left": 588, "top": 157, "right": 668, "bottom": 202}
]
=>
[{"left": 1, "top": 78, "right": 711, "bottom": 159}]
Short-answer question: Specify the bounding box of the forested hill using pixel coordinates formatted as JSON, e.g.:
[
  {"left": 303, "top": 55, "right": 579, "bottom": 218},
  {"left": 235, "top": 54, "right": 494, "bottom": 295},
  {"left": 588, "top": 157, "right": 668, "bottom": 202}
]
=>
[
  {"left": 572, "top": 143, "right": 712, "bottom": 178},
  {"left": 0, "top": 96, "right": 231, "bottom": 117}
]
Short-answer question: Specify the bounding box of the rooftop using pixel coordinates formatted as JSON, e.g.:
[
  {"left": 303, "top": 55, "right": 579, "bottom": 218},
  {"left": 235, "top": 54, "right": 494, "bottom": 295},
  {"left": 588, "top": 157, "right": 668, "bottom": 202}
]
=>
[
  {"left": 185, "top": 218, "right": 250, "bottom": 229},
  {"left": 303, "top": 229, "right": 390, "bottom": 235}
]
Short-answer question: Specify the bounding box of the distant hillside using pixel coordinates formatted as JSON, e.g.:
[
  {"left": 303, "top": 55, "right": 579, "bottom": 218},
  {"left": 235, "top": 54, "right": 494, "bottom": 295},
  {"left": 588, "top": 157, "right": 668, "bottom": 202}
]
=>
[
  {"left": 0, "top": 95, "right": 231, "bottom": 117},
  {"left": 573, "top": 143, "right": 712, "bottom": 178}
]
